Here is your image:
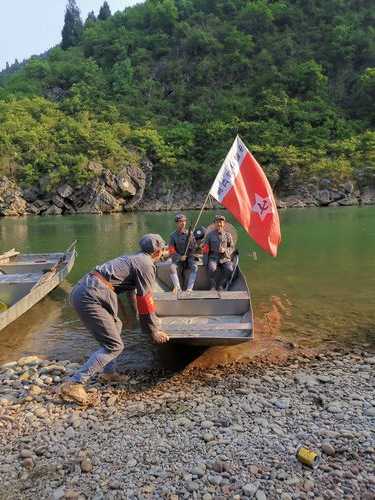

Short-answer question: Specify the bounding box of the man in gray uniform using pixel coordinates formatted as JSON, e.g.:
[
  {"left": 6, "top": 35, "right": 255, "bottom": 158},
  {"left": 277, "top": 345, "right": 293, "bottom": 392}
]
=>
[
  {"left": 168, "top": 213, "right": 198, "bottom": 293},
  {"left": 203, "top": 215, "right": 234, "bottom": 291},
  {"left": 59, "top": 234, "right": 169, "bottom": 404}
]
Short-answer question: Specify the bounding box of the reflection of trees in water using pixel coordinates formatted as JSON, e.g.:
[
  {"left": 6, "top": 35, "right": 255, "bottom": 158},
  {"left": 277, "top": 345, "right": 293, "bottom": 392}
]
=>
[{"left": 0, "top": 217, "right": 29, "bottom": 252}]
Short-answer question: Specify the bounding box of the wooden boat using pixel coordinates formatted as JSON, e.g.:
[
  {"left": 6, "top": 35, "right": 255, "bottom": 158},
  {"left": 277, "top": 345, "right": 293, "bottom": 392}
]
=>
[
  {"left": 154, "top": 255, "right": 254, "bottom": 346},
  {"left": 0, "top": 241, "right": 76, "bottom": 332}
]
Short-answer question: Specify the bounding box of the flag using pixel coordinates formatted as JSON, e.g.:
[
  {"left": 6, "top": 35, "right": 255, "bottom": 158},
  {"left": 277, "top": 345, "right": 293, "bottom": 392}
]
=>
[{"left": 209, "top": 135, "right": 281, "bottom": 257}]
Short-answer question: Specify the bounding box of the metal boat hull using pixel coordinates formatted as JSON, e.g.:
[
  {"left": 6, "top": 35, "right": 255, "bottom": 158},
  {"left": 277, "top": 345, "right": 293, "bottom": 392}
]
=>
[
  {"left": 0, "top": 242, "right": 76, "bottom": 332},
  {"left": 154, "top": 259, "right": 254, "bottom": 346}
]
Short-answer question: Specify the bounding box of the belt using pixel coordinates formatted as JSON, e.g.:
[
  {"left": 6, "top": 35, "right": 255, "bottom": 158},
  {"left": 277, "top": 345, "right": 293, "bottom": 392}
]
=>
[{"left": 90, "top": 271, "right": 114, "bottom": 291}]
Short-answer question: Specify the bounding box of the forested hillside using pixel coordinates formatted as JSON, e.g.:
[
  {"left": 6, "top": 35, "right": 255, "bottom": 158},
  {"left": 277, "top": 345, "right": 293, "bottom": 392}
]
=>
[{"left": 0, "top": 0, "right": 374, "bottom": 191}]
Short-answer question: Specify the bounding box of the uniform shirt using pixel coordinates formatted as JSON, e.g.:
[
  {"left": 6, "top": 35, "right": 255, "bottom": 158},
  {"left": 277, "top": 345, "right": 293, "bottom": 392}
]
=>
[
  {"left": 95, "top": 252, "right": 159, "bottom": 335},
  {"left": 169, "top": 230, "right": 196, "bottom": 263},
  {"left": 204, "top": 230, "right": 234, "bottom": 263}
]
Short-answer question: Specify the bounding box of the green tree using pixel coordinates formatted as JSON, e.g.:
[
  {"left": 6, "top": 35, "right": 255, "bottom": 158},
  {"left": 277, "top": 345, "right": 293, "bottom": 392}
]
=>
[
  {"left": 84, "top": 10, "right": 97, "bottom": 27},
  {"left": 61, "top": 0, "right": 83, "bottom": 50},
  {"left": 98, "top": 1, "right": 111, "bottom": 21}
]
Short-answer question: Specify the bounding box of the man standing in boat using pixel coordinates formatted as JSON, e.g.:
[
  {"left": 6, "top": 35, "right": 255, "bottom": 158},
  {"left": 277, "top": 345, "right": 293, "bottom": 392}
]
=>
[
  {"left": 168, "top": 213, "right": 198, "bottom": 293},
  {"left": 59, "top": 234, "right": 169, "bottom": 404},
  {"left": 203, "top": 214, "right": 235, "bottom": 291}
]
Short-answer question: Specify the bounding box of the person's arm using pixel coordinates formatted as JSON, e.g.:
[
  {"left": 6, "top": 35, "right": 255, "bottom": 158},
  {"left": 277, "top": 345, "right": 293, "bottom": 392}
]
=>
[
  {"left": 227, "top": 233, "right": 235, "bottom": 257},
  {"left": 202, "top": 235, "right": 210, "bottom": 266},
  {"left": 135, "top": 266, "right": 169, "bottom": 343},
  {"left": 168, "top": 235, "right": 181, "bottom": 262}
]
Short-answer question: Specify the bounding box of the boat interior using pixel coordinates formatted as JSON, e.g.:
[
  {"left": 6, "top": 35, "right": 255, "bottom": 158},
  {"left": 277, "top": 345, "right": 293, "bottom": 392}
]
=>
[
  {"left": 154, "top": 257, "right": 253, "bottom": 344},
  {"left": 0, "top": 251, "right": 66, "bottom": 308}
]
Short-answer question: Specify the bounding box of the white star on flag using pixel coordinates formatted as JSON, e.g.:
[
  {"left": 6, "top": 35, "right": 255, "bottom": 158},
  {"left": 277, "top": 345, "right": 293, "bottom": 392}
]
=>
[{"left": 252, "top": 194, "right": 274, "bottom": 221}]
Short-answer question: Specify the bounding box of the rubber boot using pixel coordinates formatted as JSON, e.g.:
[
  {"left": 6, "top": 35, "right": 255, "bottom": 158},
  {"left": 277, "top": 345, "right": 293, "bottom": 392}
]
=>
[
  {"left": 170, "top": 272, "right": 181, "bottom": 293},
  {"left": 186, "top": 269, "right": 197, "bottom": 293}
]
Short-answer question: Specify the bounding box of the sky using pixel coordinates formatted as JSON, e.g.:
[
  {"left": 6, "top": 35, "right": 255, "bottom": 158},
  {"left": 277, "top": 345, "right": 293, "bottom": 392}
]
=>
[{"left": 0, "top": 0, "right": 141, "bottom": 70}]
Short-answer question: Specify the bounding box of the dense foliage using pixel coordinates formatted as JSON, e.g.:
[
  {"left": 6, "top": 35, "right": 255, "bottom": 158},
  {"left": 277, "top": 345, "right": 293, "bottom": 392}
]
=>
[{"left": 0, "top": 0, "right": 374, "bottom": 189}]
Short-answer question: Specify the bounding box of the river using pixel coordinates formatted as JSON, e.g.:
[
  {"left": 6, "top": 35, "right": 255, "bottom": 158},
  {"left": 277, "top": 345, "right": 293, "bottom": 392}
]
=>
[{"left": 0, "top": 207, "right": 374, "bottom": 367}]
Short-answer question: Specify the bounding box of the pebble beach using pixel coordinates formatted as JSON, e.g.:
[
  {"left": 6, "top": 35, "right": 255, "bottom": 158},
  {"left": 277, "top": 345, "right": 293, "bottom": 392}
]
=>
[{"left": 0, "top": 348, "right": 374, "bottom": 500}]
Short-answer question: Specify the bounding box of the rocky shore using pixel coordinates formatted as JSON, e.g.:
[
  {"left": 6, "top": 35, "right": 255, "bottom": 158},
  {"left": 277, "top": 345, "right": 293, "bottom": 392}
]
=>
[
  {"left": 0, "top": 349, "right": 374, "bottom": 499},
  {"left": 1, "top": 162, "right": 375, "bottom": 216}
]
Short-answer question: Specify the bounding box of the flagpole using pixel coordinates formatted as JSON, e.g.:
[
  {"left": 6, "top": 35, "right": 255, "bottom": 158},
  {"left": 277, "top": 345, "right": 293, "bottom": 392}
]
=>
[
  {"left": 191, "top": 191, "right": 211, "bottom": 233},
  {"left": 182, "top": 190, "right": 211, "bottom": 257}
]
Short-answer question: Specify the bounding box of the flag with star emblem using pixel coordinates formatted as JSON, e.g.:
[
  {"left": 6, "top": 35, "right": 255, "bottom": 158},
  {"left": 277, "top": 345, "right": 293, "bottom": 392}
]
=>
[{"left": 209, "top": 135, "right": 281, "bottom": 256}]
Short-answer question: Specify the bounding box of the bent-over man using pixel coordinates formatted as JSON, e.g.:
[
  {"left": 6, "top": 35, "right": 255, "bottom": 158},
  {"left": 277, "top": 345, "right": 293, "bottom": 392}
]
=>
[
  {"left": 203, "top": 214, "right": 234, "bottom": 291},
  {"left": 169, "top": 213, "right": 198, "bottom": 293},
  {"left": 59, "top": 234, "right": 169, "bottom": 404}
]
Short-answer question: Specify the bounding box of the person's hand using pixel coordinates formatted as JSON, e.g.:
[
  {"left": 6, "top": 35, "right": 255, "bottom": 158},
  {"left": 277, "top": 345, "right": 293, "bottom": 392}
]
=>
[
  {"left": 180, "top": 255, "right": 187, "bottom": 262},
  {"left": 152, "top": 330, "right": 170, "bottom": 344}
]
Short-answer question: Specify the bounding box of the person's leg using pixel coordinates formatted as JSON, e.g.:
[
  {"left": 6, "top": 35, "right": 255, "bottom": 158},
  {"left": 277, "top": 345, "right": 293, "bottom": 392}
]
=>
[
  {"left": 186, "top": 258, "right": 198, "bottom": 292},
  {"left": 69, "top": 284, "right": 124, "bottom": 383},
  {"left": 218, "top": 261, "right": 234, "bottom": 290},
  {"left": 69, "top": 302, "right": 124, "bottom": 384},
  {"left": 207, "top": 259, "right": 217, "bottom": 290},
  {"left": 169, "top": 261, "right": 181, "bottom": 292}
]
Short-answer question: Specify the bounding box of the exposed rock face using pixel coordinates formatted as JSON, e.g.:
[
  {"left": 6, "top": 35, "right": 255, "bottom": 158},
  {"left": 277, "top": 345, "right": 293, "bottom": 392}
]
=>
[
  {"left": 0, "top": 160, "right": 375, "bottom": 216},
  {"left": 0, "top": 177, "right": 27, "bottom": 216},
  {"left": 0, "top": 163, "right": 148, "bottom": 216}
]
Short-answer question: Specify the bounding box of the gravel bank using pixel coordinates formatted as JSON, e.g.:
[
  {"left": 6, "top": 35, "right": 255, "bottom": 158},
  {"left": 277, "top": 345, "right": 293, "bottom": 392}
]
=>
[{"left": 0, "top": 349, "right": 374, "bottom": 500}]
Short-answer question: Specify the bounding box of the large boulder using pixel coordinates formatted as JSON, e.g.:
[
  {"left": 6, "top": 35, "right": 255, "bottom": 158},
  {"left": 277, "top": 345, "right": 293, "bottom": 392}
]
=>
[
  {"left": 119, "top": 165, "right": 146, "bottom": 209},
  {"left": 43, "top": 204, "right": 63, "bottom": 216},
  {"left": 76, "top": 181, "right": 123, "bottom": 214},
  {"left": 56, "top": 184, "right": 73, "bottom": 199},
  {"left": 359, "top": 187, "right": 375, "bottom": 205},
  {"left": 0, "top": 177, "right": 27, "bottom": 216}
]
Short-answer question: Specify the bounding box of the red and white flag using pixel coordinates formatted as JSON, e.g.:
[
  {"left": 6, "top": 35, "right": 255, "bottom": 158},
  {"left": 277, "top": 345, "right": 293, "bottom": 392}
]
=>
[{"left": 209, "top": 136, "right": 281, "bottom": 257}]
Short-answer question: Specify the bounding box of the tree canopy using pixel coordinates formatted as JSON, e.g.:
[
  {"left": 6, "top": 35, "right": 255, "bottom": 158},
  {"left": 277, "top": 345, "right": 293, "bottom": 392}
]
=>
[
  {"left": 0, "top": 0, "right": 374, "bottom": 189},
  {"left": 61, "top": 0, "right": 83, "bottom": 50}
]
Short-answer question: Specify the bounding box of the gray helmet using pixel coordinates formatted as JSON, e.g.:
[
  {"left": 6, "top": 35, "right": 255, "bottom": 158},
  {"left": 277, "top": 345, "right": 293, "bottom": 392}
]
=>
[
  {"left": 175, "top": 213, "right": 187, "bottom": 222},
  {"left": 214, "top": 214, "right": 226, "bottom": 222},
  {"left": 139, "top": 234, "right": 166, "bottom": 254}
]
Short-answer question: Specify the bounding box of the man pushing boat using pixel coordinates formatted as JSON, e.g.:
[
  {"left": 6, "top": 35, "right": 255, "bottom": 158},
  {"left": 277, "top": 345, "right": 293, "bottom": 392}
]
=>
[{"left": 59, "top": 234, "right": 169, "bottom": 405}]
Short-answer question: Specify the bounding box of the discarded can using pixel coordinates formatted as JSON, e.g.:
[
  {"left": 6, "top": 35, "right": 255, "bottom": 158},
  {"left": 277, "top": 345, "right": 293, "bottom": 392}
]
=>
[{"left": 296, "top": 446, "right": 320, "bottom": 468}]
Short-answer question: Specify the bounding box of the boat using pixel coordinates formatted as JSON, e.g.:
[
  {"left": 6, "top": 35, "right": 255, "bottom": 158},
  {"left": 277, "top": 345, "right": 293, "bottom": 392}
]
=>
[
  {"left": 0, "top": 241, "right": 77, "bottom": 332},
  {"left": 153, "top": 225, "right": 253, "bottom": 346}
]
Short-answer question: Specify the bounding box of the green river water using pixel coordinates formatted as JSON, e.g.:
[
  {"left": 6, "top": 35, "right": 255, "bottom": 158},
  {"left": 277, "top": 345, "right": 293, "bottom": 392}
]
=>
[{"left": 0, "top": 207, "right": 374, "bottom": 367}]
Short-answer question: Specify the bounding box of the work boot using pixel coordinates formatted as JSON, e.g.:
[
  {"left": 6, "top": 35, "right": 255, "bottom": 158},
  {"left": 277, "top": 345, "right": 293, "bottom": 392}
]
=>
[
  {"left": 59, "top": 382, "right": 89, "bottom": 405},
  {"left": 98, "top": 372, "right": 129, "bottom": 384}
]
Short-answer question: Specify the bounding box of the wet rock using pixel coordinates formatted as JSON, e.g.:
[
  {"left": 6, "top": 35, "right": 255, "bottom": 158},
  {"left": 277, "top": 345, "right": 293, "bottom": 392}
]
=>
[
  {"left": 17, "top": 356, "right": 42, "bottom": 367},
  {"left": 43, "top": 204, "right": 63, "bottom": 216}
]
